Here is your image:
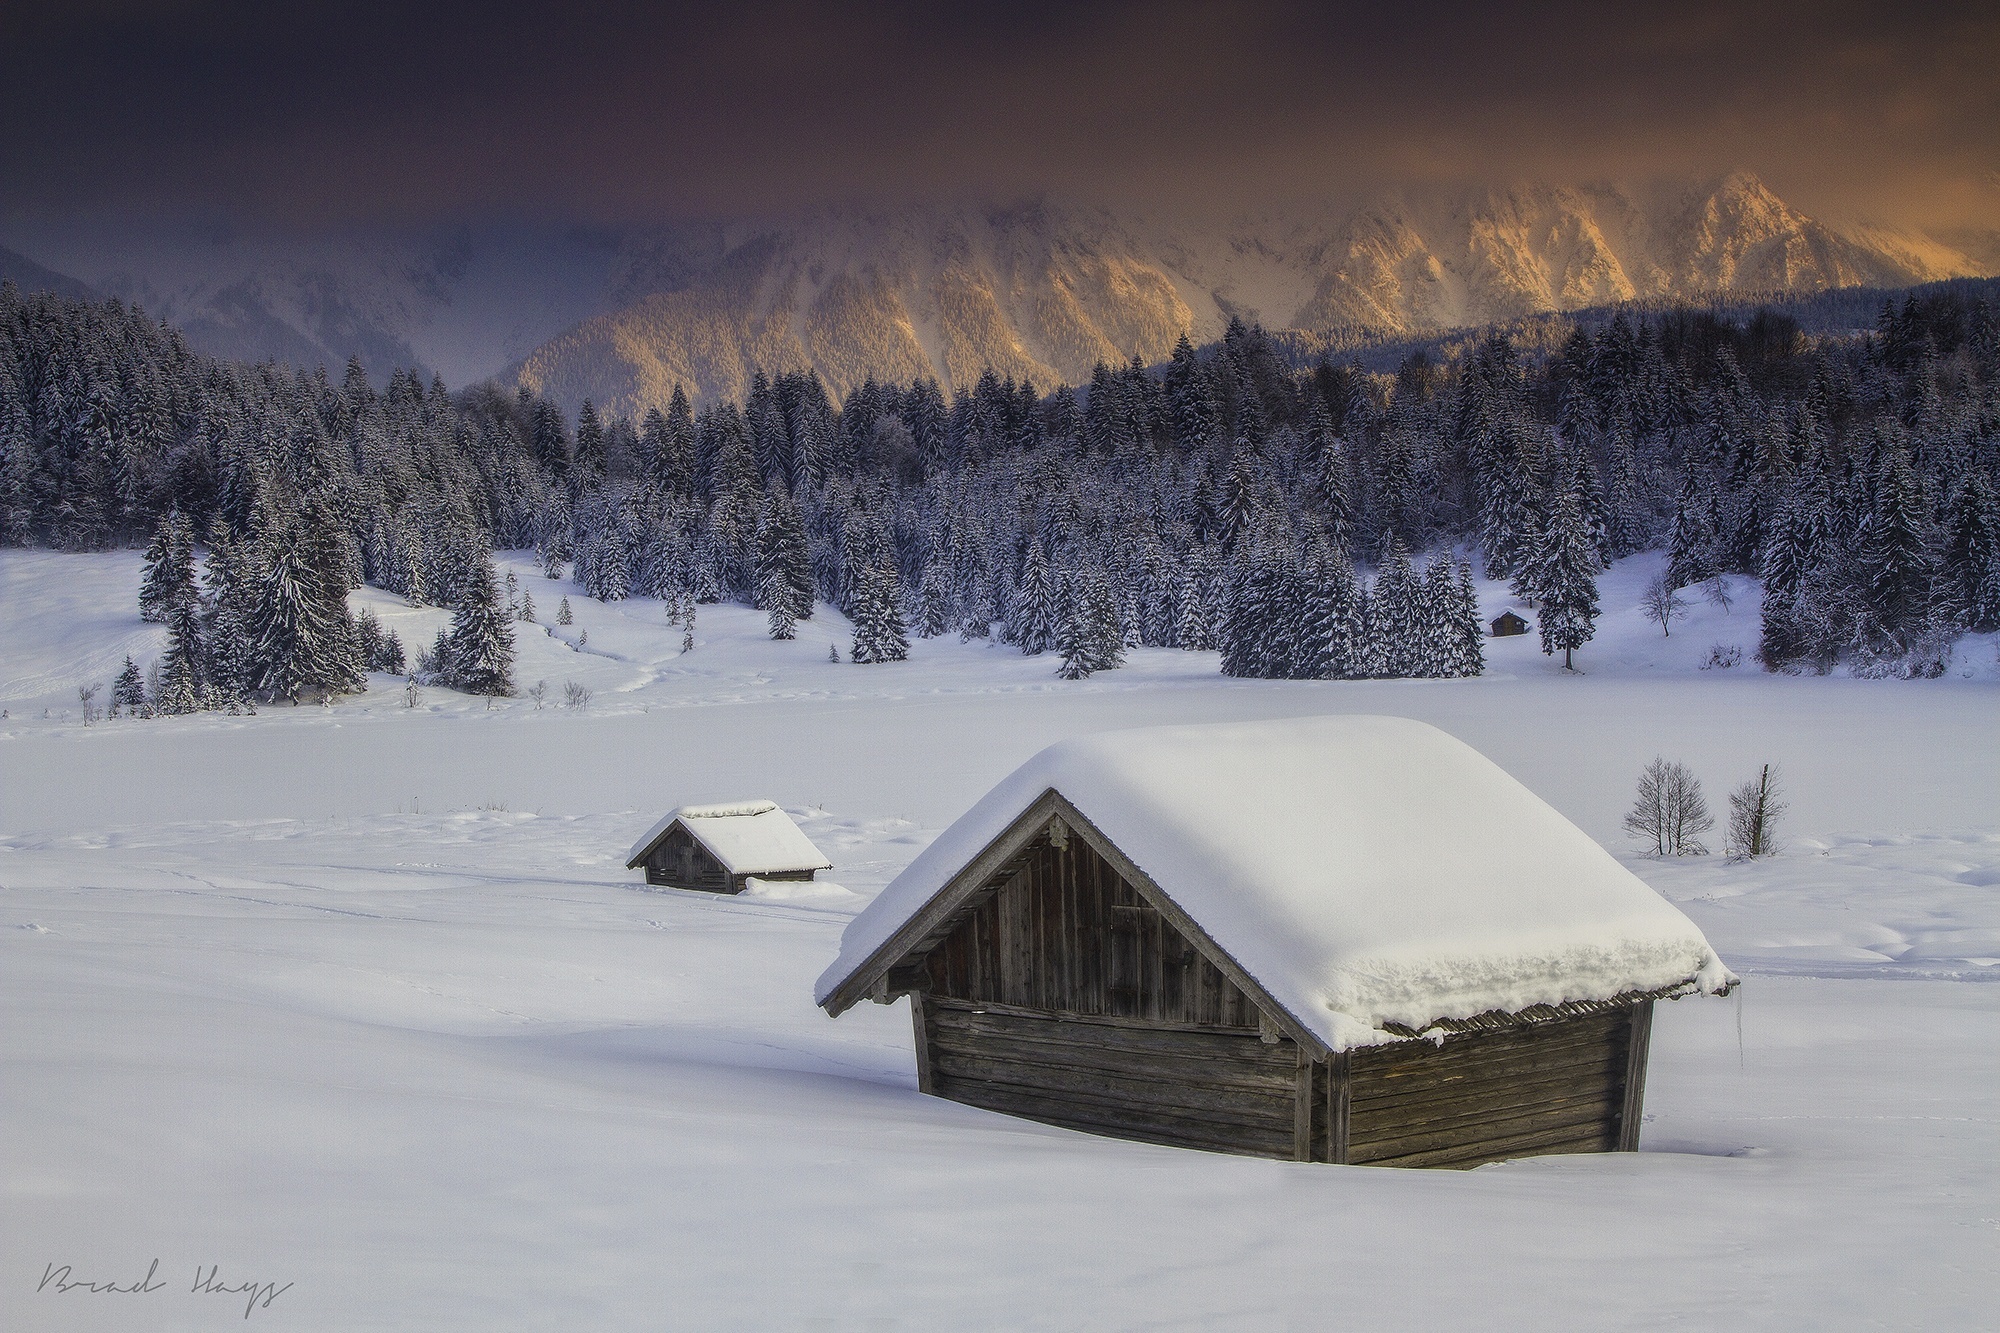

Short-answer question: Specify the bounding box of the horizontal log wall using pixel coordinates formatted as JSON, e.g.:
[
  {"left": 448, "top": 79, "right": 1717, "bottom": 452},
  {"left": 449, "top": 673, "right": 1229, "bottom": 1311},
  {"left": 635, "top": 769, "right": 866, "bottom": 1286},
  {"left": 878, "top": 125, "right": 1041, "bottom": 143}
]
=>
[
  {"left": 922, "top": 832, "right": 1260, "bottom": 1028},
  {"left": 921, "top": 997, "right": 1304, "bottom": 1159},
  {"left": 1341, "top": 1009, "right": 1635, "bottom": 1168}
]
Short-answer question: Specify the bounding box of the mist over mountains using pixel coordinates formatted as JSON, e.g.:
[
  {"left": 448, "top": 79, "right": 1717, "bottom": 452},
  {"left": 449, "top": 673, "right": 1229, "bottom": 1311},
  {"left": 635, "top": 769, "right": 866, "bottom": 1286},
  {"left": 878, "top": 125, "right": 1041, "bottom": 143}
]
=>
[{"left": 2, "top": 172, "right": 1986, "bottom": 414}]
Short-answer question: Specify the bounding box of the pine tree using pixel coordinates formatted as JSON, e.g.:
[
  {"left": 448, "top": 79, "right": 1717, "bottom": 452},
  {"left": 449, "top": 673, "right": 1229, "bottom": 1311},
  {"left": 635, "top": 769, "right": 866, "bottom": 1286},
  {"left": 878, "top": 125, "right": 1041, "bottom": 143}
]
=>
[
  {"left": 113, "top": 655, "right": 146, "bottom": 714},
  {"left": 1369, "top": 541, "right": 1419, "bottom": 677},
  {"left": 246, "top": 530, "right": 362, "bottom": 703},
  {"left": 755, "top": 491, "right": 814, "bottom": 623},
  {"left": 849, "top": 565, "right": 909, "bottom": 664},
  {"left": 1449, "top": 560, "right": 1486, "bottom": 678},
  {"left": 1857, "top": 448, "right": 1937, "bottom": 651},
  {"left": 440, "top": 556, "right": 516, "bottom": 695},
  {"left": 1940, "top": 470, "right": 2000, "bottom": 632},
  {"left": 1524, "top": 486, "right": 1603, "bottom": 671},
  {"left": 1056, "top": 569, "right": 1124, "bottom": 679},
  {"left": 557, "top": 597, "right": 573, "bottom": 626},
  {"left": 1009, "top": 544, "right": 1060, "bottom": 655},
  {"left": 139, "top": 507, "right": 197, "bottom": 623}
]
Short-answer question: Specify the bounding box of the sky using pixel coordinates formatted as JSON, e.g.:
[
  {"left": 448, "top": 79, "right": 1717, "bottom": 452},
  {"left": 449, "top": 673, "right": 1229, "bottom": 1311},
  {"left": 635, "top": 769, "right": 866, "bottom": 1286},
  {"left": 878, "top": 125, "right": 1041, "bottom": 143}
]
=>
[{"left": 1, "top": 0, "right": 1995, "bottom": 236}]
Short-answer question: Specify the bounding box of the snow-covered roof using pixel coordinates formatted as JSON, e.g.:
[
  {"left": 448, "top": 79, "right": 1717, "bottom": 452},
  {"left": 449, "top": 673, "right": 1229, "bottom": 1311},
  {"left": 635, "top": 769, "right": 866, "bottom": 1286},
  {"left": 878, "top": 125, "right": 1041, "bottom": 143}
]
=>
[
  {"left": 816, "top": 717, "right": 1733, "bottom": 1052},
  {"left": 626, "top": 801, "right": 832, "bottom": 876}
]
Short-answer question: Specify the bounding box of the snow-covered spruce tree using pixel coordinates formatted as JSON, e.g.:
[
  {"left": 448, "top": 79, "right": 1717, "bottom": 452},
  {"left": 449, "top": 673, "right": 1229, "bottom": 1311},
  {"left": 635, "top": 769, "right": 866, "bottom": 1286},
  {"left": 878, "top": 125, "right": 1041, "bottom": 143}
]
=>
[
  {"left": 849, "top": 565, "right": 909, "bottom": 664},
  {"left": 1220, "top": 541, "right": 1280, "bottom": 678},
  {"left": 1369, "top": 541, "right": 1419, "bottom": 678},
  {"left": 1008, "top": 543, "right": 1060, "bottom": 655},
  {"left": 1418, "top": 555, "right": 1460, "bottom": 678},
  {"left": 1297, "top": 548, "right": 1360, "bottom": 679},
  {"left": 1056, "top": 569, "right": 1125, "bottom": 679},
  {"left": 139, "top": 507, "right": 197, "bottom": 623},
  {"left": 913, "top": 561, "right": 951, "bottom": 638},
  {"left": 112, "top": 655, "right": 146, "bottom": 715},
  {"left": 755, "top": 491, "right": 814, "bottom": 625},
  {"left": 246, "top": 528, "right": 363, "bottom": 704},
  {"left": 1940, "top": 470, "right": 2000, "bottom": 633},
  {"left": 762, "top": 562, "right": 798, "bottom": 640},
  {"left": 556, "top": 596, "right": 573, "bottom": 626},
  {"left": 1856, "top": 447, "right": 1937, "bottom": 654},
  {"left": 440, "top": 555, "right": 516, "bottom": 696},
  {"left": 1664, "top": 465, "right": 1718, "bottom": 591},
  {"left": 1449, "top": 560, "right": 1485, "bottom": 678},
  {"left": 1522, "top": 485, "right": 1602, "bottom": 671},
  {"left": 1623, "top": 758, "right": 1713, "bottom": 856}
]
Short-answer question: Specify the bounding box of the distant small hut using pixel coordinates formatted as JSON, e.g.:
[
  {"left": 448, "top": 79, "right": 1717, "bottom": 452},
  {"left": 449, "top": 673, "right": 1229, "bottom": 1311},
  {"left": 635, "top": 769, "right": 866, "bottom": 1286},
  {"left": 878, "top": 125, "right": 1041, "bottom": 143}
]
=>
[
  {"left": 817, "top": 717, "right": 1735, "bottom": 1168},
  {"left": 1491, "top": 609, "right": 1531, "bottom": 637},
  {"left": 627, "top": 801, "right": 831, "bottom": 894}
]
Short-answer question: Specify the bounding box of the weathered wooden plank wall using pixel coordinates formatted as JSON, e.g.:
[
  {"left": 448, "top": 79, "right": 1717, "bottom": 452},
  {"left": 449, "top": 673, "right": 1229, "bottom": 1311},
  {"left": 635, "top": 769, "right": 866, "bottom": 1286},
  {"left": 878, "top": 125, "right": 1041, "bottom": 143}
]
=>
[
  {"left": 1342, "top": 1009, "right": 1635, "bottom": 1168},
  {"left": 921, "top": 997, "right": 1301, "bottom": 1158}
]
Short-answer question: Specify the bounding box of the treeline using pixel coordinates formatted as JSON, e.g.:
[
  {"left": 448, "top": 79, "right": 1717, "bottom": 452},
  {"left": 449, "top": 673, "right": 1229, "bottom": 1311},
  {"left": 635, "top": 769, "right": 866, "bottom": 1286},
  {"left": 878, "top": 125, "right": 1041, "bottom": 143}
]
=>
[{"left": 2, "top": 277, "right": 1996, "bottom": 704}]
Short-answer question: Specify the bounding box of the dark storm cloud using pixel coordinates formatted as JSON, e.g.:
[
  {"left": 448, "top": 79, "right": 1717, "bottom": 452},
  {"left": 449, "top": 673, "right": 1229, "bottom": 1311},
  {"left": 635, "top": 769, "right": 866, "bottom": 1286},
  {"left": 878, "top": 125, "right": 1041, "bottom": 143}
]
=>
[{"left": 1, "top": 0, "right": 1994, "bottom": 229}]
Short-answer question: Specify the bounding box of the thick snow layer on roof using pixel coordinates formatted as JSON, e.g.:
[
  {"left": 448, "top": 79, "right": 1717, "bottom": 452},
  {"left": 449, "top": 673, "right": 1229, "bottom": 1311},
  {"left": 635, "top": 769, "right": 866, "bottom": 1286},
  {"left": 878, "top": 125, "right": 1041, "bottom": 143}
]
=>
[
  {"left": 817, "top": 717, "right": 1733, "bottom": 1049},
  {"left": 627, "top": 802, "right": 832, "bottom": 876}
]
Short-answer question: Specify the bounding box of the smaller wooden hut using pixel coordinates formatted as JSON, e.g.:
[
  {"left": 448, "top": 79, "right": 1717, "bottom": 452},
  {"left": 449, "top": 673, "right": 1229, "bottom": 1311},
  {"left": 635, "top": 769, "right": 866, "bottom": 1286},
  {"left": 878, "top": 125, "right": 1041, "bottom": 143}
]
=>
[
  {"left": 626, "top": 801, "right": 831, "bottom": 894},
  {"left": 817, "top": 718, "right": 1735, "bottom": 1168},
  {"left": 1491, "top": 609, "right": 1531, "bottom": 637}
]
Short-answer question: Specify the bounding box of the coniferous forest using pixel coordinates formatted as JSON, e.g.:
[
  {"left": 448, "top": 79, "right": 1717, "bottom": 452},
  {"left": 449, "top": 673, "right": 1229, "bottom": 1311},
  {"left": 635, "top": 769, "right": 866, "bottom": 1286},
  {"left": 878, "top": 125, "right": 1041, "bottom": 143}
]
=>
[{"left": 2, "top": 277, "right": 1997, "bottom": 708}]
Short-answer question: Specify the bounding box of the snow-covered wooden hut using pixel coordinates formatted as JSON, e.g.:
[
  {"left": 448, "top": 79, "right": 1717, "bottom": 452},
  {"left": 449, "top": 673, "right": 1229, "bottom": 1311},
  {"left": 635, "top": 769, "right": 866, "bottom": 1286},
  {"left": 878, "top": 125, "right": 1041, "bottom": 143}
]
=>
[
  {"left": 816, "top": 717, "right": 1735, "bottom": 1168},
  {"left": 626, "top": 801, "right": 831, "bottom": 894},
  {"left": 1491, "top": 609, "right": 1531, "bottom": 637}
]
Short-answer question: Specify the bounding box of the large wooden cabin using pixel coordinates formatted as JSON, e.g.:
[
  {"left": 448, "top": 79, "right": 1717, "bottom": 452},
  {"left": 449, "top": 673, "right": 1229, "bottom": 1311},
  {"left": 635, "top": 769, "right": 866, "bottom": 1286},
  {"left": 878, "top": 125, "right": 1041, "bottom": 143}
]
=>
[
  {"left": 626, "top": 801, "right": 831, "bottom": 894},
  {"left": 818, "top": 718, "right": 1735, "bottom": 1167}
]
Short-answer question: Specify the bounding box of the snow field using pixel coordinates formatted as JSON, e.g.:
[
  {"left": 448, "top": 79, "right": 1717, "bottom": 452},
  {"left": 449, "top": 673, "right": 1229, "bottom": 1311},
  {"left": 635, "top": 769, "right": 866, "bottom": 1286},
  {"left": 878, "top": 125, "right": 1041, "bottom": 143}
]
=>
[{"left": 2, "top": 549, "right": 1997, "bottom": 1329}]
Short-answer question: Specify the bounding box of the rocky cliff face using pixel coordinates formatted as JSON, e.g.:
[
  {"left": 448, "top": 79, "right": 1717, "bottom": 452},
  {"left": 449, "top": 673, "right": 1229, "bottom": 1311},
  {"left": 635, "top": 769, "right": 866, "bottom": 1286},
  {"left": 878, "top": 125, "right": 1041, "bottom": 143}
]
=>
[
  {"left": 512, "top": 173, "right": 1982, "bottom": 415},
  {"left": 6, "top": 173, "right": 1979, "bottom": 413}
]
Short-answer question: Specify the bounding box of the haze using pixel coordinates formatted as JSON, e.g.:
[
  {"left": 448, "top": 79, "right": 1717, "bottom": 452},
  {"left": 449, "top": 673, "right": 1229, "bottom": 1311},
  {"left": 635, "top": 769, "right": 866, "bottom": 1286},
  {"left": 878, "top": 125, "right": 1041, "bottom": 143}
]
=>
[{"left": 2, "top": 0, "right": 1994, "bottom": 236}]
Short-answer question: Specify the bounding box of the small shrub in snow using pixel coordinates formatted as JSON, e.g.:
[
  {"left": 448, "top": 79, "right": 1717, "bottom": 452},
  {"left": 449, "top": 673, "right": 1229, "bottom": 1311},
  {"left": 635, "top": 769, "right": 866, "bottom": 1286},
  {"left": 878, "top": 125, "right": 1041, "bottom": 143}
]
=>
[
  {"left": 1727, "top": 764, "right": 1786, "bottom": 859},
  {"left": 527, "top": 680, "right": 548, "bottom": 710},
  {"left": 1701, "top": 643, "right": 1743, "bottom": 670},
  {"left": 76, "top": 683, "right": 102, "bottom": 725},
  {"left": 563, "top": 680, "right": 592, "bottom": 711},
  {"left": 403, "top": 675, "right": 422, "bottom": 708},
  {"left": 1623, "top": 758, "right": 1713, "bottom": 856}
]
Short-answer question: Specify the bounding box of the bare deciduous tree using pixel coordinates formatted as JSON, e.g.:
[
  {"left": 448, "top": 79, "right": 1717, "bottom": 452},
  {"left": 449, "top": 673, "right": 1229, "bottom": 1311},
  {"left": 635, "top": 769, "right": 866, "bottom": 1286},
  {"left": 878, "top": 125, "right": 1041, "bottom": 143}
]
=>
[
  {"left": 527, "top": 679, "right": 548, "bottom": 711},
  {"left": 1727, "top": 764, "right": 1787, "bottom": 859},
  {"left": 1640, "top": 575, "right": 1688, "bottom": 637},
  {"left": 563, "top": 680, "right": 592, "bottom": 711},
  {"left": 1623, "top": 757, "right": 1714, "bottom": 856}
]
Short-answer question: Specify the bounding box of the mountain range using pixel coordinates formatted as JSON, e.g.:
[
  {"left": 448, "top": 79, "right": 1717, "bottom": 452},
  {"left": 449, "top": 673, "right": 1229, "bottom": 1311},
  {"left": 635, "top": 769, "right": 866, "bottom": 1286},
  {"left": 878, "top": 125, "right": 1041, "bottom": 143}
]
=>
[{"left": 3, "top": 172, "right": 1988, "bottom": 415}]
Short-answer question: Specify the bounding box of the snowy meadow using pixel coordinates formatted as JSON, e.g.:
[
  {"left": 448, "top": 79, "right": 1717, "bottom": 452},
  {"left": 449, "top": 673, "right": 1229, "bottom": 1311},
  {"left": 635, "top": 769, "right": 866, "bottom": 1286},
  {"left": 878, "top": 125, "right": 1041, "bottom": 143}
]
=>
[{"left": 3, "top": 550, "right": 1997, "bottom": 1330}]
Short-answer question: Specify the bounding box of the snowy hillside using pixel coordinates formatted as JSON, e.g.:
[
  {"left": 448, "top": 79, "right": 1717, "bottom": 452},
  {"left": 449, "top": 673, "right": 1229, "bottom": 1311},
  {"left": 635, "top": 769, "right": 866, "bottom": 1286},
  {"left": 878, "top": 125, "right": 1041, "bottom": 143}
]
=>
[{"left": 4, "top": 549, "right": 1997, "bottom": 1328}]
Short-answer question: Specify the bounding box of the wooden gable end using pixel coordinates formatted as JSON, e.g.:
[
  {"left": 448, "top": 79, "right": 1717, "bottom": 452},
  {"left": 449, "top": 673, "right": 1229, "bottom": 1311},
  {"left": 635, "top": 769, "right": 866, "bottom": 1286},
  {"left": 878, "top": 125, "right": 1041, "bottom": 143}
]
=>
[
  {"left": 644, "top": 823, "right": 733, "bottom": 892},
  {"left": 921, "top": 825, "right": 1265, "bottom": 1030}
]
